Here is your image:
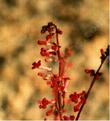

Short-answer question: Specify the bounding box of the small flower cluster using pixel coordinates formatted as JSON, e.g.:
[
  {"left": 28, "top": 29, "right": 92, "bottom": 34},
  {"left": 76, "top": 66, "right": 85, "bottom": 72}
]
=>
[
  {"left": 39, "top": 98, "right": 51, "bottom": 109},
  {"left": 32, "top": 22, "right": 85, "bottom": 120},
  {"left": 69, "top": 91, "right": 86, "bottom": 112}
]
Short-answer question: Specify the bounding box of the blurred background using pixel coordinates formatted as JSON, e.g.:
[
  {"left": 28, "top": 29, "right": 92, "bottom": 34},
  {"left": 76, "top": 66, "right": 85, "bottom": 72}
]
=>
[{"left": 0, "top": 0, "right": 109, "bottom": 120}]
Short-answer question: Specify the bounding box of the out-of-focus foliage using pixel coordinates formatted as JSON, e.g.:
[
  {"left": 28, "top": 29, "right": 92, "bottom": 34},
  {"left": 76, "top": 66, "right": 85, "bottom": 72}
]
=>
[{"left": 0, "top": 0, "right": 108, "bottom": 120}]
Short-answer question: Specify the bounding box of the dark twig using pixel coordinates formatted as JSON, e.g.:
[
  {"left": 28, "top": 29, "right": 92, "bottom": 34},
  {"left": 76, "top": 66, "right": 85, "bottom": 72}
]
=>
[{"left": 75, "top": 45, "right": 109, "bottom": 120}]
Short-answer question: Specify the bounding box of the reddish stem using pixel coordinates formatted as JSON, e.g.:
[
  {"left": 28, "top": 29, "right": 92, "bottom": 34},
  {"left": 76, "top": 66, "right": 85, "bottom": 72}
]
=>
[
  {"left": 55, "top": 25, "right": 63, "bottom": 120},
  {"left": 75, "top": 48, "right": 109, "bottom": 120}
]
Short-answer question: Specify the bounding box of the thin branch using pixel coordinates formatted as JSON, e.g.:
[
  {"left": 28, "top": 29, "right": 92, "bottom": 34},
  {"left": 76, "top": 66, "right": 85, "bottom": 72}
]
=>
[
  {"left": 75, "top": 45, "right": 109, "bottom": 120},
  {"left": 55, "top": 26, "right": 63, "bottom": 120}
]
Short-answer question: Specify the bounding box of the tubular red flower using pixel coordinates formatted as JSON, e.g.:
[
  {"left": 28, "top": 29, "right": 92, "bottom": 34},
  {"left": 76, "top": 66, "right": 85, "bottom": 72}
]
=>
[
  {"left": 63, "top": 115, "right": 70, "bottom": 120},
  {"left": 46, "top": 34, "right": 52, "bottom": 41},
  {"left": 32, "top": 60, "right": 41, "bottom": 69},
  {"left": 37, "top": 40, "right": 47, "bottom": 45},
  {"left": 46, "top": 107, "right": 54, "bottom": 116},
  {"left": 63, "top": 115, "right": 74, "bottom": 120},
  {"left": 40, "top": 48, "right": 50, "bottom": 57}
]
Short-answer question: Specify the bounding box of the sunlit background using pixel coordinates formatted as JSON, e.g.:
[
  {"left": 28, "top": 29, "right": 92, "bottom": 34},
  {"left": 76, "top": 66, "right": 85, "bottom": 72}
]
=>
[{"left": 0, "top": 0, "right": 109, "bottom": 120}]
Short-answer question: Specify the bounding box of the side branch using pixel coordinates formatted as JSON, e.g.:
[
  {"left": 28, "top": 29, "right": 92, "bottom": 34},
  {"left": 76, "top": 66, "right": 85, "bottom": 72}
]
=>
[{"left": 75, "top": 45, "right": 109, "bottom": 120}]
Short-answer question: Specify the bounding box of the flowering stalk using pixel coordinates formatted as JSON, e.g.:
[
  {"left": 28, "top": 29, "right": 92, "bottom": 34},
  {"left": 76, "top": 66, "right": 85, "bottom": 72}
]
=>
[
  {"left": 75, "top": 45, "right": 109, "bottom": 120},
  {"left": 32, "top": 22, "right": 109, "bottom": 120},
  {"left": 32, "top": 22, "right": 68, "bottom": 120}
]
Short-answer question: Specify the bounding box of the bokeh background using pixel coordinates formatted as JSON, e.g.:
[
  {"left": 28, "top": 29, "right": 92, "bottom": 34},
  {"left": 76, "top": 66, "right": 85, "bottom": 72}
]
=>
[{"left": 0, "top": 0, "right": 109, "bottom": 120}]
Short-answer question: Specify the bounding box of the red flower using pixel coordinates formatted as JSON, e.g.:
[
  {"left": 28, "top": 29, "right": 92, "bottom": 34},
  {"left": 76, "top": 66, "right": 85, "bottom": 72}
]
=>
[
  {"left": 73, "top": 91, "right": 86, "bottom": 112},
  {"left": 63, "top": 115, "right": 70, "bottom": 120},
  {"left": 85, "top": 68, "right": 102, "bottom": 80},
  {"left": 100, "top": 48, "right": 104, "bottom": 56},
  {"left": 70, "top": 115, "right": 75, "bottom": 120},
  {"left": 37, "top": 40, "right": 47, "bottom": 45},
  {"left": 80, "top": 91, "right": 86, "bottom": 104},
  {"left": 32, "top": 60, "right": 41, "bottom": 69},
  {"left": 69, "top": 91, "right": 86, "bottom": 112},
  {"left": 51, "top": 74, "right": 59, "bottom": 88},
  {"left": 39, "top": 98, "right": 50, "bottom": 109},
  {"left": 40, "top": 48, "right": 56, "bottom": 57},
  {"left": 100, "top": 48, "right": 106, "bottom": 61},
  {"left": 46, "top": 107, "right": 54, "bottom": 116},
  {"left": 85, "top": 69, "right": 95, "bottom": 76},
  {"left": 51, "top": 43, "right": 59, "bottom": 51},
  {"left": 74, "top": 102, "right": 81, "bottom": 112},
  {"left": 40, "top": 48, "right": 50, "bottom": 57},
  {"left": 46, "top": 34, "right": 52, "bottom": 41},
  {"left": 69, "top": 92, "right": 79, "bottom": 103},
  {"left": 63, "top": 115, "right": 75, "bottom": 120}
]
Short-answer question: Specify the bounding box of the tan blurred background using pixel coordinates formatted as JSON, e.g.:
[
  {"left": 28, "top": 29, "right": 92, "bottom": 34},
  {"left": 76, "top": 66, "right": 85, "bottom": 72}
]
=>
[{"left": 0, "top": 0, "right": 109, "bottom": 120}]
